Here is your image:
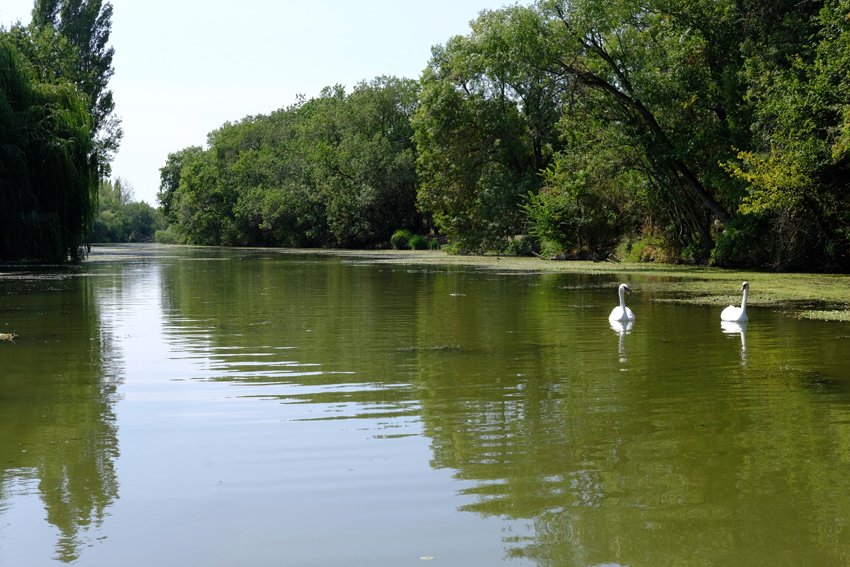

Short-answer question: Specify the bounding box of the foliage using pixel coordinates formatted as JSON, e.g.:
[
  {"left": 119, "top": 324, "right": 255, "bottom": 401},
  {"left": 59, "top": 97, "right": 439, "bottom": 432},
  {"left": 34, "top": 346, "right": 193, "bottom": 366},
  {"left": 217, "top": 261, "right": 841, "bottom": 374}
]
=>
[
  {"left": 90, "top": 179, "right": 162, "bottom": 243},
  {"left": 154, "top": 225, "right": 183, "bottom": 245},
  {"left": 158, "top": 146, "right": 203, "bottom": 223},
  {"left": 721, "top": 0, "right": 850, "bottom": 270},
  {"left": 412, "top": 5, "right": 562, "bottom": 252},
  {"left": 388, "top": 229, "right": 437, "bottom": 251},
  {"left": 534, "top": 0, "right": 758, "bottom": 258},
  {"left": 152, "top": 0, "right": 850, "bottom": 271},
  {"left": 30, "top": 0, "right": 122, "bottom": 173},
  {"left": 504, "top": 234, "right": 538, "bottom": 256},
  {"left": 524, "top": 109, "right": 645, "bottom": 258},
  {"left": 409, "top": 234, "right": 436, "bottom": 250},
  {"left": 0, "top": 0, "right": 118, "bottom": 262},
  {"left": 0, "top": 38, "right": 96, "bottom": 262},
  {"left": 391, "top": 229, "right": 413, "bottom": 250},
  {"left": 161, "top": 77, "right": 421, "bottom": 248},
  {"left": 615, "top": 234, "right": 678, "bottom": 263}
]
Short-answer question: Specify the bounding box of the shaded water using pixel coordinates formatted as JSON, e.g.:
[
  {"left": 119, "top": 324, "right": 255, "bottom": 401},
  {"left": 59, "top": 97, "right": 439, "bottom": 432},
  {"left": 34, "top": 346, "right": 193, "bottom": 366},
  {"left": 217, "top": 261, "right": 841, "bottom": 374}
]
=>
[{"left": 1, "top": 245, "right": 850, "bottom": 566}]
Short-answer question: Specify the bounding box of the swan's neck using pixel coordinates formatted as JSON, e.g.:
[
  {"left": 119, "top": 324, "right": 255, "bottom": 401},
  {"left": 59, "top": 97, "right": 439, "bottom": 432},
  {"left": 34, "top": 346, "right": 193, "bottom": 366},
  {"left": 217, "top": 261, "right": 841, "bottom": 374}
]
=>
[
  {"left": 740, "top": 288, "right": 749, "bottom": 313},
  {"left": 619, "top": 288, "right": 627, "bottom": 309}
]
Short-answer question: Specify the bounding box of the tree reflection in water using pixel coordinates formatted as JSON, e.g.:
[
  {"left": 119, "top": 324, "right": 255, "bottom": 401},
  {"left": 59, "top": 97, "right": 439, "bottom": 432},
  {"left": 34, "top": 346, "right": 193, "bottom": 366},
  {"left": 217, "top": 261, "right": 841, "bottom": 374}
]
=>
[{"left": 0, "top": 271, "right": 119, "bottom": 562}]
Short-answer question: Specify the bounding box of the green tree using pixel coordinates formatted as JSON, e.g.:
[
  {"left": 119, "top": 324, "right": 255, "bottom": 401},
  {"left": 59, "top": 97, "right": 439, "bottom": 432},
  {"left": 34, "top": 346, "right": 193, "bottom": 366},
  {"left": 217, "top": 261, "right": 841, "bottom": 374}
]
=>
[
  {"left": 0, "top": 0, "right": 118, "bottom": 261},
  {"left": 162, "top": 77, "right": 420, "bottom": 248},
  {"left": 412, "top": 6, "right": 562, "bottom": 252},
  {"left": 158, "top": 146, "right": 203, "bottom": 223},
  {"left": 0, "top": 37, "right": 96, "bottom": 262},
  {"left": 534, "top": 0, "right": 835, "bottom": 265},
  {"left": 90, "top": 179, "right": 160, "bottom": 243},
  {"left": 172, "top": 145, "right": 238, "bottom": 246},
  {"left": 30, "top": 0, "right": 121, "bottom": 172},
  {"left": 525, "top": 109, "right": 646, "bottom": 258},
  {"left": 722, "top": 0, "right": 850, "bottom": 270},
  {"left": 299, "top": 78, "right": 420, "bottom": 247},
  {"left": 149, "top": 0, "right": 849, "bottom": 271},
  {"left": 535, "top": 0, "right": 746, "bottom": 258}
]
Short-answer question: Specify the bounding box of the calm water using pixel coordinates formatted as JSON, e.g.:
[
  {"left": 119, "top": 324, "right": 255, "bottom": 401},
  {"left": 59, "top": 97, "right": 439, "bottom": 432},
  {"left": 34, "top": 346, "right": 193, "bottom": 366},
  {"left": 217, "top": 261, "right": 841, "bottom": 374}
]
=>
[{"left": 2, "top": 245, "right": 850, "bottom": 566}]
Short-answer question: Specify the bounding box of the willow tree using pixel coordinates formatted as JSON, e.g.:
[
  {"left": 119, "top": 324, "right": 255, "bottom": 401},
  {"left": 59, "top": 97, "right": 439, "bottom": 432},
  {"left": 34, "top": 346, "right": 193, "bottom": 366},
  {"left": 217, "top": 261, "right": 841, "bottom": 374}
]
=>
[{"left": 0, "top": 39, "right": 96, "bottom": 262}]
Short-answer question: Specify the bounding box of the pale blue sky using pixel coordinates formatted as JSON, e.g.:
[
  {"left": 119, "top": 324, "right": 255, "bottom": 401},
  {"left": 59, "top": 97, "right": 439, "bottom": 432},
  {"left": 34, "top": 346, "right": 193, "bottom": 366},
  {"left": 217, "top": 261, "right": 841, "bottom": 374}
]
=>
[{"left": 1, "top": 0, "right": 524, "bottom": 204}]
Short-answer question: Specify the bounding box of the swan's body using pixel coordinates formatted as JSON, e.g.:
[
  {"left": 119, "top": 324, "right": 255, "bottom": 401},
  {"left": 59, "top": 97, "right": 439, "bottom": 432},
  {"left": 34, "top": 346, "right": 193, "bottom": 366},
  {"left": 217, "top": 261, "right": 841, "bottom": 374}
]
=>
[
  {"left": 609, "top": 283, "right": 635, "bottom": 322},
  {"left": 721, "top": 281, "right": 749, "bottom": 323}
]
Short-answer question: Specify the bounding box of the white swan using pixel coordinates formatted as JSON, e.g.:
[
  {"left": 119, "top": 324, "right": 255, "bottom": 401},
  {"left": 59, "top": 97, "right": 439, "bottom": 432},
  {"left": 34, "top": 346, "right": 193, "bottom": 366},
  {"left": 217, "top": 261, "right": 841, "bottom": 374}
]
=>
[
  {"left": 608, "top": 283, "right": 635, "bottom": 322},
  {"left": 721, "top": 281, "right": 749, "bottom": 322}
]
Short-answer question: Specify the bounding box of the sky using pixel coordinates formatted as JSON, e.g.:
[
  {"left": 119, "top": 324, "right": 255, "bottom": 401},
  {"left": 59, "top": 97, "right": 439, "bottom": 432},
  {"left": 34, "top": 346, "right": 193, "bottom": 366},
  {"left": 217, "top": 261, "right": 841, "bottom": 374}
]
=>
[{"left": 1, "top": 0, "right": 523, "bottom": 205}]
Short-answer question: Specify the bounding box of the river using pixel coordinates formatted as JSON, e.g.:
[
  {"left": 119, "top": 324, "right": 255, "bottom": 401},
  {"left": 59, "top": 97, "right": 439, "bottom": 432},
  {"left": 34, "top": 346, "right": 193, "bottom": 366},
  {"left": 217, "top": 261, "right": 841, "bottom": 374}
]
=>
[{"left": 1, "top": 244, "right": 849, "bottom": 566}]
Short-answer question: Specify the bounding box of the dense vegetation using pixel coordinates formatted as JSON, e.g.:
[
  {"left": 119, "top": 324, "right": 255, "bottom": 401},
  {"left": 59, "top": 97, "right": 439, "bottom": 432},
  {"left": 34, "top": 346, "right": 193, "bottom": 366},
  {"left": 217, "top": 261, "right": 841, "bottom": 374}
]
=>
[
  {"left": 160, "top": 0, "right": 850, "bottom": 270},
  {"left": 90, "top": 179, "right": 162, "bottom": 243},
  {"left": 159, "top": 0, "right": 850, "bottom": 271},
  {"left": 156, "top": 78, "right": 422, "bottom": 248},
  {"left": 0, "top": 0, "right": 119, "bottom": 262},
  {"left": 3, "top": 0, "right": 848, "bottom": 270}
]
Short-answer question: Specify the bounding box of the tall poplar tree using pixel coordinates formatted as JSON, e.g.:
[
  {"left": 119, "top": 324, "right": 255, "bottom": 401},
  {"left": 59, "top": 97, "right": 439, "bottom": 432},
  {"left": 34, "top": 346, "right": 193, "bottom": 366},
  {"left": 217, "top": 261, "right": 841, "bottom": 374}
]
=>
[{"left": 31, "top": 0, "right": 121, "bottom": 173}]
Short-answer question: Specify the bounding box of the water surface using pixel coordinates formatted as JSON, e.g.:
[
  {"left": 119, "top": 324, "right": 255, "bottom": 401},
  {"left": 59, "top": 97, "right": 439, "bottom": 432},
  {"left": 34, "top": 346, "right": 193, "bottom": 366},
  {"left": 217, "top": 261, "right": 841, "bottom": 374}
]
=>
[{"left": 1, "top": 245, "right": 849, "bottom": 566}]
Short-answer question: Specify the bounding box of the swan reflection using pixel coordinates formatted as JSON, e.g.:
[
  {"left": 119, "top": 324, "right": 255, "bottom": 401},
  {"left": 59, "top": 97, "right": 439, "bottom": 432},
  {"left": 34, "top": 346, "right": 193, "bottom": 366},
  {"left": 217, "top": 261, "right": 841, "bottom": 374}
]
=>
[
  {"left": 721, "top": 320, "right": 748, "bottom": 366},
  {"left": 610, "top": 320, "right": 634, "bottom": 364}
]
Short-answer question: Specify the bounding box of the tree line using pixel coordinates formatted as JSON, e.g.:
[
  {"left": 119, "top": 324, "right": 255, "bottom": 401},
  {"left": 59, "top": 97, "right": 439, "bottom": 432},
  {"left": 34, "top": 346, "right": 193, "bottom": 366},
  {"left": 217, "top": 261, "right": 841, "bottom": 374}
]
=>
[
  {"left": 159, "top": 0, "right": 850, "bottom": 271},
  {"left": 3, "top": 1, "right": 849, "bottom": 270},
  {"left": 157, "top": 79, "right": 421, "bottom": 249}
]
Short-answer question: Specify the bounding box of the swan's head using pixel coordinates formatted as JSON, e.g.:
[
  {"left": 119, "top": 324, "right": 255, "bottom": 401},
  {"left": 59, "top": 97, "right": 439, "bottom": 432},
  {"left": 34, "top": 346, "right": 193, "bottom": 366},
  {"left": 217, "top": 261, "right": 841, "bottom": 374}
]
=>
[
  {"left": 619, "top": 283, "right": 631, "bottom": 294},
  {"left": 741, "top": 281, "right": 749, "bottom": 292}
]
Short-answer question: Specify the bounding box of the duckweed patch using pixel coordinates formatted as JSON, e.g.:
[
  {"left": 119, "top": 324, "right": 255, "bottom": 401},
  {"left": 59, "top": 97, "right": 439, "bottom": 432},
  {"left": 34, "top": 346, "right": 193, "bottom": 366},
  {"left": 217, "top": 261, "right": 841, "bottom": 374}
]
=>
[{"left": 796, "top": 310, "right": 850, "bottom": 322}]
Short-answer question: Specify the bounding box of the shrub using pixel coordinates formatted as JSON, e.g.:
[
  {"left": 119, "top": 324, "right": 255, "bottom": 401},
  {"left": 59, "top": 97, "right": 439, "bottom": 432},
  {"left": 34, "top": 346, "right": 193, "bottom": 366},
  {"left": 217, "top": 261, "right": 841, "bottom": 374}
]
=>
[
  {"left": 615, "top": 234, "right": 674, "bottom": 263},
  {"left": 391, "top": 229, "right": 413, "bottom": 250},
  {"left": 710, "top": 216, "right": 773, "bottom": 268},
  {"left": 504, "top": 234, "right": 539, "bottom": 256},
  {"left": 155, "top": 225, "right": 184, "bottom": 244},
  {"left": 408, "top": 234, "right": 430, "bottom": 250}
]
